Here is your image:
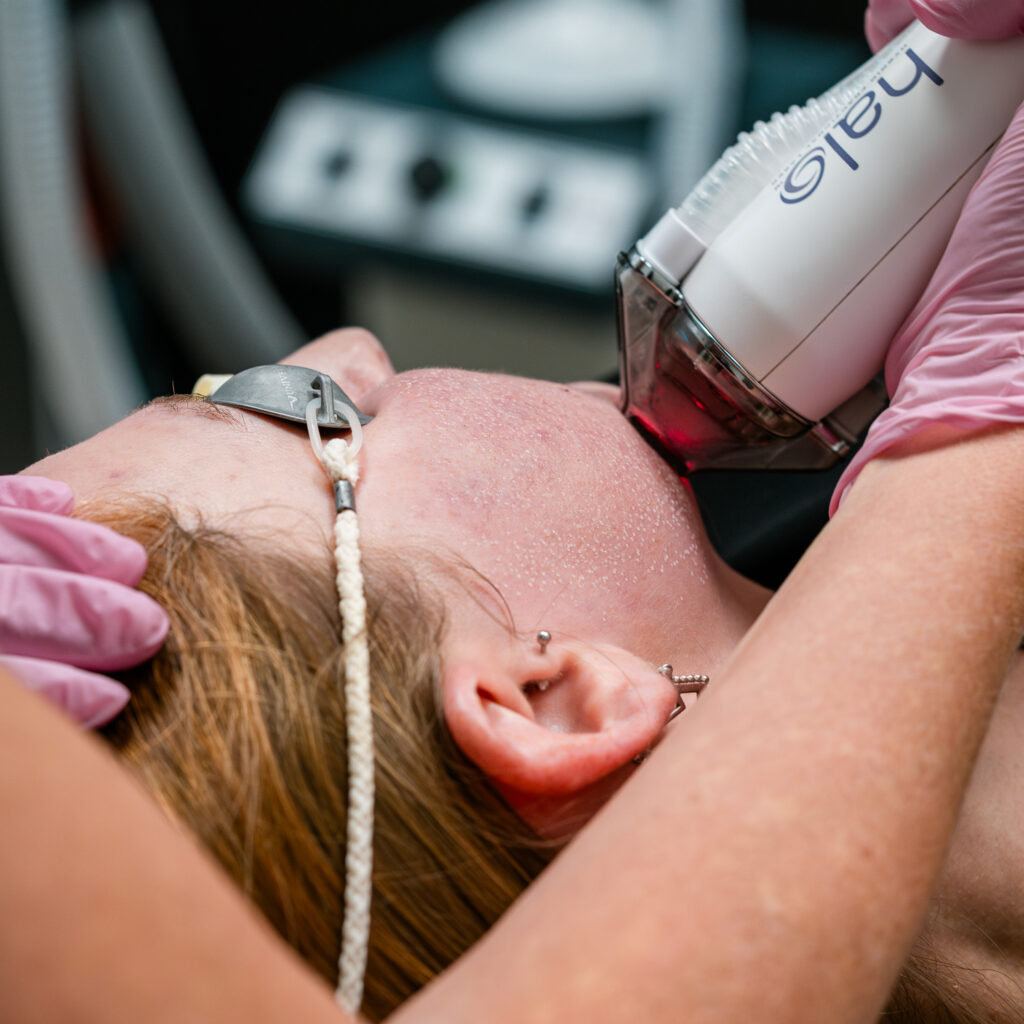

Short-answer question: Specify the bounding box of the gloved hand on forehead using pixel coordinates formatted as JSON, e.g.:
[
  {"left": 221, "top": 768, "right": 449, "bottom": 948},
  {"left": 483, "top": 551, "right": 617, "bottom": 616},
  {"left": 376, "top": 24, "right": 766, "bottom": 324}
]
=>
[
  {"left": 831, "top": 0, "right": 1024, "bottom": 514},
  {"left": 0, "top": 475, "right": 168, "bottom": 728}
]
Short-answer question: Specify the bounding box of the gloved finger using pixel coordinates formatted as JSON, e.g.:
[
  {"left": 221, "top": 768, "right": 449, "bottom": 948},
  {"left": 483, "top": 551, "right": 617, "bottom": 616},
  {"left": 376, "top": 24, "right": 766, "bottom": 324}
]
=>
[
  {"left": 0, "top": 654, "right": 131, "bottom": 728},
  {"left": 0, "top": 475, "right": 74, "bottom": 515},
  {"left": 865, "top": 0, "right": 915, "bottom": 50},
  {"left": 887, "top": 98, "right": 1024, "bottom": 386},
  {"left": 864, "top": 0, "right": 1024, "bottom": 51},
  {"left": 0, "top": 565, "right": 169, "bottom": 671},
  {"left": 831, "top": 98, "right": 1024, "bottom": 513},
  {"left": 0, "top": 503, "right": 148, "bottom": 583},
  {"left": 910, "top": 0, "right": 1024, "bottom": 40}
]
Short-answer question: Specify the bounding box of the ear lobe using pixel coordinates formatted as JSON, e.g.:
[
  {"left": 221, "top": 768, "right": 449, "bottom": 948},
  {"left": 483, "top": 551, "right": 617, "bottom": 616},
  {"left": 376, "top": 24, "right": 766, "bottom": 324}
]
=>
[{"left": 442, "top": 642, "right": 674, "bottom": 797}]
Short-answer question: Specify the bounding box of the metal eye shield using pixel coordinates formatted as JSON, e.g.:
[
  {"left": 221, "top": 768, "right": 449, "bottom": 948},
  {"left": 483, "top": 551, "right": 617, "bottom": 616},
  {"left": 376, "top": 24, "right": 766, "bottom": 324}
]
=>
[{"left": 196, "top": 364, "right": 374, "bottom": 429}]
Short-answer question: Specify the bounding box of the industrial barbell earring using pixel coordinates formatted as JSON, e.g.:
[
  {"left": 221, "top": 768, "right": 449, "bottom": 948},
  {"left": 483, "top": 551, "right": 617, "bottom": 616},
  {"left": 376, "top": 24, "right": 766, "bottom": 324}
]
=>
[
  {"left": 633, "top": 665, "right": 711, "bottom": 764},
  {"left": 660, "top": 664, "right": 710, "bottom": 719}
]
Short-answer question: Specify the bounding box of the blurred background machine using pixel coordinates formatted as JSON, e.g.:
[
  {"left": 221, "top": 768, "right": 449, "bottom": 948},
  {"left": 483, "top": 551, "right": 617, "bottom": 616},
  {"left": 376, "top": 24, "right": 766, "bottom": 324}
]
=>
[
  {"left": 242, "top": 0, "right": 741, "bottom": 383},
  {"left": 0, "top": 0, "right": 870, "bottom": 582}
]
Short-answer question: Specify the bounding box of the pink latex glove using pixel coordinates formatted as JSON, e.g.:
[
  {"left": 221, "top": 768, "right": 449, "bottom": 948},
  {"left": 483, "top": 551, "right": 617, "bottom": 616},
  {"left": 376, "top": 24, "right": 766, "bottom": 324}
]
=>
[
  {"left": 866, "top": 0, "right": 1024, "bottom": 51},
  {"left": 831, "top": 0, "right": 1024, "bottom": 514},
  {"left": 0, "top": 475, "right": 168, "bottom": 727}
]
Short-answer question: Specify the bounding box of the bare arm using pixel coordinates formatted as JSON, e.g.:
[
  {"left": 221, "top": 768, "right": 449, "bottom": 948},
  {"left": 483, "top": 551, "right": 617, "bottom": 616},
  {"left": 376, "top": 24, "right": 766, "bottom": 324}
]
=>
[
  {"left": 1, "top": 426, "right": 1022, "bottom": 1024},
  {"left": 0, "top": 666, "right": 343, "bottom": 1024},
  {"left": 401, "top": 424, "right": 1024, "bottom": 1024}
]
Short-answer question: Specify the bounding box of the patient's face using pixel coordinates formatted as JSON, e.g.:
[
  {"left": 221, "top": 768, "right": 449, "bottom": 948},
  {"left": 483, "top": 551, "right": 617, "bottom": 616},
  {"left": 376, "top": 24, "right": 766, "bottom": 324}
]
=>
[{"left": 28, "top": 329, "right": 715, "bottom": 657}]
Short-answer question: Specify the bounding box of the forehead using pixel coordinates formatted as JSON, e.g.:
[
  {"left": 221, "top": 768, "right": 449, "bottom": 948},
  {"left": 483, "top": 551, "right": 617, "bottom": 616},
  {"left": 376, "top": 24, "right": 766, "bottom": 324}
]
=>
[{"left": 29, "top": 395, "right": 336, "bottom": 549}]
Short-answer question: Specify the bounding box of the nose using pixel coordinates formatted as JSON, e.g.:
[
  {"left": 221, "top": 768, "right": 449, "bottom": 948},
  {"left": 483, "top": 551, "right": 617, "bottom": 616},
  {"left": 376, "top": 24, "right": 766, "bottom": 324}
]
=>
[{"left": 281, "top": 328, "right": 396, "bottom": 412}]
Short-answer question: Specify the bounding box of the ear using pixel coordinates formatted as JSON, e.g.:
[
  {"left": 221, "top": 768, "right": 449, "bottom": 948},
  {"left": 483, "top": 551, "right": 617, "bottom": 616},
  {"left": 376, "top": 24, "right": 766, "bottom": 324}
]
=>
[{"left": 441, "top": 633, "right": 676, "bottom": 797}]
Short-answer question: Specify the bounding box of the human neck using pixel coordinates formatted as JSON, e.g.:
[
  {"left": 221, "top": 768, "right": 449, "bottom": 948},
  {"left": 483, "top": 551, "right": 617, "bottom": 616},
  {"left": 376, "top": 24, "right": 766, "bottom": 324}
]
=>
[{"left": 663, "top": 552, "right": 773, "bottom": 682}]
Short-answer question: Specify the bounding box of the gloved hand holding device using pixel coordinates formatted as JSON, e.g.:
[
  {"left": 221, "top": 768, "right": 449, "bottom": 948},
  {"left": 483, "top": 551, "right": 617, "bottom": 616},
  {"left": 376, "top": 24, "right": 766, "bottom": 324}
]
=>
[
  {"left": 866, "top": 0, "right": 1024, "bottom": 50},
  {"left": 0, "top": 475, "right": 168, "bottom": 728},
  {"left": 832, "top": 0, "right": 1024, "bottom": 511}
]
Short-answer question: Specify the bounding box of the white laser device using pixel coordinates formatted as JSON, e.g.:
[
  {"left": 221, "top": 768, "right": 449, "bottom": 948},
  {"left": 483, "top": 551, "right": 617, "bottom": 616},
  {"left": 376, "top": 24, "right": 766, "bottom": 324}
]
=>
[{"left": 617, "top": 21, "right": 1024, "bottom": 470}]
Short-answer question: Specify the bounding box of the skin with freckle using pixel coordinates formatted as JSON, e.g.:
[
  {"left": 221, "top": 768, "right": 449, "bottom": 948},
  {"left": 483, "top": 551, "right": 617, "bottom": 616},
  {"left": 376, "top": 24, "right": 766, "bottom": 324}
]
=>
[
  {"left": 371, "top": 371, "right": 711, "bottom": 644},
  {"left": 31, "top": 337, "right": 766, "bottom": 674}
]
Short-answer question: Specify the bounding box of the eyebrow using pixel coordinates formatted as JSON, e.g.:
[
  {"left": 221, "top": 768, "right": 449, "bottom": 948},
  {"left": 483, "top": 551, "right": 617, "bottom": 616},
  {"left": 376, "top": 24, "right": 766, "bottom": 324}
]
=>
[{"left": 141, "top": 393, "right": 246, "bottom": 426}]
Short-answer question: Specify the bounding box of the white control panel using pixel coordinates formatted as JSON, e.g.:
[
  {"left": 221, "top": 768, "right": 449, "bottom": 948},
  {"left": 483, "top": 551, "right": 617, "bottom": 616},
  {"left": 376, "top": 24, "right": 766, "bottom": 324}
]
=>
[{"left": 243, "top": 89, "right": 653, "bottom": 292}]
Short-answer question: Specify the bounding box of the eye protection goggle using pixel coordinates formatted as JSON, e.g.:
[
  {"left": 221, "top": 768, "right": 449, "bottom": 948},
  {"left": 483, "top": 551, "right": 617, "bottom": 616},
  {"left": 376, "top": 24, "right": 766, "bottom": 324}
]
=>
[{"left": 193, "top": 364, "right": 373, "bottom": 430}]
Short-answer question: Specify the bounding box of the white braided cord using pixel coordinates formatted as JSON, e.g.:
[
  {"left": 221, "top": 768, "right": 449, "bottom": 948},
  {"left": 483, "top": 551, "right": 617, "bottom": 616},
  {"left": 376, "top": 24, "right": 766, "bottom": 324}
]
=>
[{"left": 307, "top": 403, "right": 375, "bottom": 1016}]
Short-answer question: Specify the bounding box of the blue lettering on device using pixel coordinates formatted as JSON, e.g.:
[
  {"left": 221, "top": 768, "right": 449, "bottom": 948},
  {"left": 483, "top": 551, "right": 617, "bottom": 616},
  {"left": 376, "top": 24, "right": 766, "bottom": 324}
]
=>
[{"left": 779, "top": 48, "right": 944, "bottom": 205}]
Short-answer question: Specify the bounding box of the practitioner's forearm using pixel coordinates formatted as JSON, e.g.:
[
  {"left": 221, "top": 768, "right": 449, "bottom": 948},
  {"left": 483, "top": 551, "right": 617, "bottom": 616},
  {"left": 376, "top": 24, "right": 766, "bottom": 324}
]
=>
[
  {"left": 0, "top": 669, "right": 348, "bottom": 1024},
  {"left": 687, "top": 425, "right": 1024, "bottom": 1019},
  {"left": 403, "top": 425, "right": 1024, "bottom": 1024},
  {"left": 2, "top": 428, "right": 1020, "bottom": 1024}
]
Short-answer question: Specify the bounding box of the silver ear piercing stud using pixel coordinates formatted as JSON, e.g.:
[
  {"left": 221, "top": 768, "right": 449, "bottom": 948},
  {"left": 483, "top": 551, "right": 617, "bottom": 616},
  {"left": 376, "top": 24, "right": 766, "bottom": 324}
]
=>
[{"left": 522, "top": 632, "right": 554, "bottom": 695}]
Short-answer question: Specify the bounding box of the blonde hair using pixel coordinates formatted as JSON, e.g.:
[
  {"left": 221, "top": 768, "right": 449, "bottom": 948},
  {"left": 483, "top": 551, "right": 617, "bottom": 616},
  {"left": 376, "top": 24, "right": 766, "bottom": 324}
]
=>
[
  {"left": 881, "top": 938, "right": 1024, "bottom": 1023},
  {"left": 86, "top": 501, "right": 1012, "bottom": 1024},
  {"left": 88, "top": 500, "right": 555, "bottom": 1022}
]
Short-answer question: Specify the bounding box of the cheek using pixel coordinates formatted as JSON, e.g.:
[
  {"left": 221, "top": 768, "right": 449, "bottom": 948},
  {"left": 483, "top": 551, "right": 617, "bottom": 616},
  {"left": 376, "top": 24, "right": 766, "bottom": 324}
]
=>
[{"left": 364, "top": 371, "right": 710, "bottom": 622}]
